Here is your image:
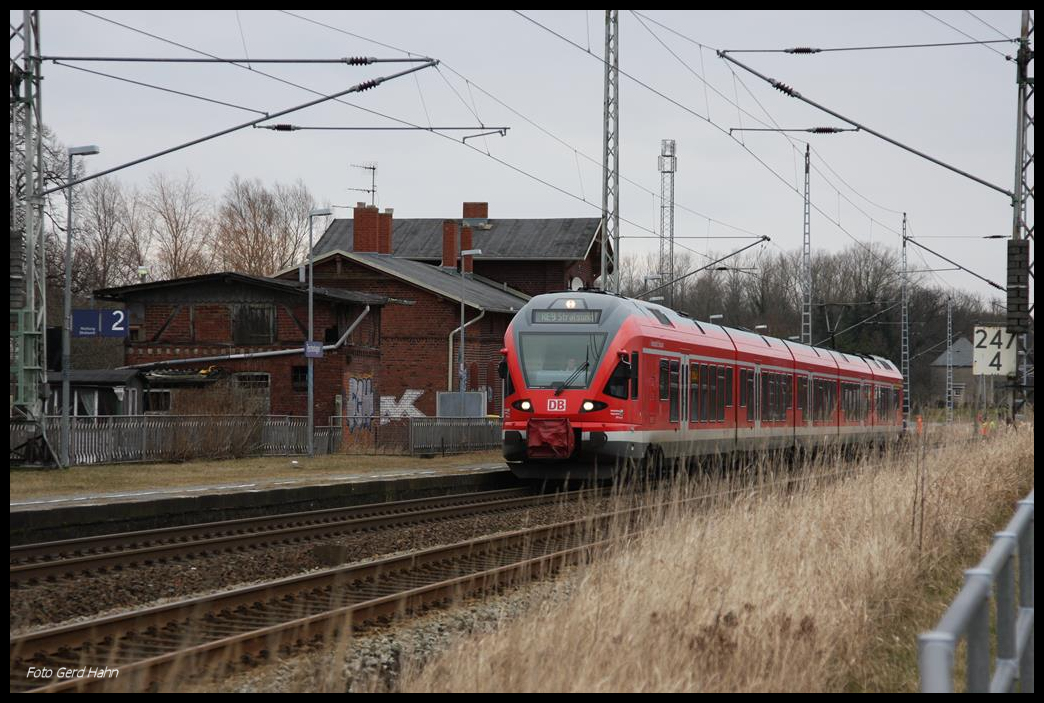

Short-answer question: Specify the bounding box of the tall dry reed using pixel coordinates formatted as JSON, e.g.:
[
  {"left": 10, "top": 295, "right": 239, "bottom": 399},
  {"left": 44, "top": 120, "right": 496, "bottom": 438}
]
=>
[{"left": 402, "top": 429, "right": 1034, "bottom": 692}]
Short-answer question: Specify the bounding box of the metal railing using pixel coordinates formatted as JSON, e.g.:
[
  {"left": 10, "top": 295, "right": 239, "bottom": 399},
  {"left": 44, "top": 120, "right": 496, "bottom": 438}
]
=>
[
  {"left": 409, "top": 416, "right": 502, "bottom": 455},
  {"left": 919, "top": 490, "right": 1034, "bottom": 692},
  {"left": 10, "top": 414, "right": 503, "bottom": 466}
]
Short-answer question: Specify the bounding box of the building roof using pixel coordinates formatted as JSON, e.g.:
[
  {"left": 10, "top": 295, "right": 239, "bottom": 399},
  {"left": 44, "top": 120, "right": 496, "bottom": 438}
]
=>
[
  {"left": 930, "top": 337, "right": 974, "bottom": 367},
  {"left": 94, "top": 271, "right": 389, "bottom": 306},
  {"left": 46, "top": 369, "right": 143, "bottom": 386},
  {"left": 287, "top": 251, "right": 529, "bottom": 314},
  {"left": 313, "top": 217, "right": 603, "bottom": 261}
]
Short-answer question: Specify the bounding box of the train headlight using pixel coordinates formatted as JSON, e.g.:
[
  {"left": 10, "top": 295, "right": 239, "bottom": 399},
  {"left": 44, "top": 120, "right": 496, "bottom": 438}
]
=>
[
  {"left": 512, "top": 399, "right": 532, "bottom": 412},
  {"left": 582, "top": 400, "right": 595, "bottom": 412},
  {"left": 580, "top": 400, "right": 608, "bottom": 413}
]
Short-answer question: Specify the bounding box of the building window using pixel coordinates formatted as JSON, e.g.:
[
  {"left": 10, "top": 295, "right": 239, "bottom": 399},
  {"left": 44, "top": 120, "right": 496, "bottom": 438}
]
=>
[
  {"left": 145, "top": 389, "right": 172, "bottom": 414},
  {"left": 232, "top": 304, "right": 275, "bottom": 345},
  {"left": 233, "top": 372, "right": 271, "bottom": 414},
  {"left": 292, "top": 366, "right": 308, "bottom": 393}
]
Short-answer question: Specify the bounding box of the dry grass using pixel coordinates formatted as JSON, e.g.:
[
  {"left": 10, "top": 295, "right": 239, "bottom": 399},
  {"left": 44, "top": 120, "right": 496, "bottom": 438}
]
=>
[
  {"left": 9, "top": 451, "right": 505, "bottom": 501},
  {"left": 401, "top": 429, "right": 1034, "bottom": 692}
]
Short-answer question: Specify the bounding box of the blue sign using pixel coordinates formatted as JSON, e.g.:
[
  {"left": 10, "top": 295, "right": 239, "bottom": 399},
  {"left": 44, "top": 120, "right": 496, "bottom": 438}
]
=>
[
  {"left": 100, "top": 309, "right": 129, "bottom": 338},
  {"left": 72, "top": 309, "right": 128, "bottom": 338},
  {"left": 72, "top": 310, "right": 100, "bottom": 338},
  {"left": 304, "top": 341, "right": 324, "bottom": 359}
]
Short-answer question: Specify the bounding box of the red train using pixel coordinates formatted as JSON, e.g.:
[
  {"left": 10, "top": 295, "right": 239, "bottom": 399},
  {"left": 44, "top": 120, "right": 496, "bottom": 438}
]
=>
[{"left": 500, "top": 290, "right": 903, "bottom": 479}]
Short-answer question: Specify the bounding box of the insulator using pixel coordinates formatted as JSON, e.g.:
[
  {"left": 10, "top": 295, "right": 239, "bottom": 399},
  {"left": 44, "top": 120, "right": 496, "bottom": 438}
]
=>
[
  {"left": 785, "top": 47, "right": 821, "bottom": 54},
  {"left": 271, "top": 124, "right": 297, "bottom": 131},
  {"left": 345, "top": 56, "right": 374, "bottom": 66},
  {"left": 772, "top": 81, "right": 796, "bottom": 97},
  {"left": 357, "top": 79, "right": 379, "bottom": 92}
]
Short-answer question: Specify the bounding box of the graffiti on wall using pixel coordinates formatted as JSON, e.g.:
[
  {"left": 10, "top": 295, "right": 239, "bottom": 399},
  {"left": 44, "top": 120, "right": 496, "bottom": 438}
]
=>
[
  {"left": 346, "top": 375, "right": 374, "bottom": 431},
  {"left": 380, "top": 389, "right": 425, "bottom": 421}
]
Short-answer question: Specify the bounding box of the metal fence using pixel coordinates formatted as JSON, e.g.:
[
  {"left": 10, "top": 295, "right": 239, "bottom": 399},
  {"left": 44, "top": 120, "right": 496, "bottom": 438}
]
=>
[
  {"left": 10, "top": 414, "right": 503, "bottom": 466},
  {"left": 919, "top": 490, "right": 1034, "bottom": 693},
  {"left": 409, "top": 416, "right": 502, "bottom": 455}
]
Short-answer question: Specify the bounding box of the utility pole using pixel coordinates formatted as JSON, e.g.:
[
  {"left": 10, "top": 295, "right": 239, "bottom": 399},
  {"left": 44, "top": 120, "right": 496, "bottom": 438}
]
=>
[
  {"left": 1008, "top": 9, "right": 1033, "bottom": 422},
  {"left": 802, "top": 144, "right": 812, "bottom": 346},
  {"left": 10, "top": 11, "right": 51, "bottom": 463},
  {"left": 901, "top": 213, "right": 911, "bottom": 429},
  {"left": 600, "top": 10, "right": 620, "bottom": 293},
  {"left": 658, "top": 139, "right": 676, "bottom": 307},
  {"left": 946, "top": 297, "right": 954, "bottom": 425}
]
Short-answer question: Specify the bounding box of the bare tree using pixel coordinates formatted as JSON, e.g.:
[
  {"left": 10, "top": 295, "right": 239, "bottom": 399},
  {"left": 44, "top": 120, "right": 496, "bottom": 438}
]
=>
[
  {"left": 215, "top": 175, "right": 316, "bottom": 276},
  {"left": 147, "top": 171, "right": 213, "bottom": 280},
  {"left": 75, "top": 176, "right": 128, "bottom": 294},
  {"left": 120, "top": 185, "right": 154, "bottom": 282}
]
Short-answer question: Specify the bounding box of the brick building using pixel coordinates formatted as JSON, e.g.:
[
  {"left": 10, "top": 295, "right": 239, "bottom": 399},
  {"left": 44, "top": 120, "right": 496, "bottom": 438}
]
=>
[
  {"left": 94, "top": 273, "right": 387, "bottom": 422},
  {"left": 275, "top": 204, "right": 530, "bottom": 418},
  {"left": 311, "top": 202, "right": 605, "bottom": 297}
]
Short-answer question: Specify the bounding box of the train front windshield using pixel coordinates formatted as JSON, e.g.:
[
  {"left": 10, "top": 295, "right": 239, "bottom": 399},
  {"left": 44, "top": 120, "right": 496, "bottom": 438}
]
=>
[{"left": 518, "top": 332, "right": 607, "bottom": 389}]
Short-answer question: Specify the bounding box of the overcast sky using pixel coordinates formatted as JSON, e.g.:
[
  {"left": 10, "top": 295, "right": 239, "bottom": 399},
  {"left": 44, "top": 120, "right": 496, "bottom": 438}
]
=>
[{"left": 17, "top": 10, "right": 1031, "bottom": 302}]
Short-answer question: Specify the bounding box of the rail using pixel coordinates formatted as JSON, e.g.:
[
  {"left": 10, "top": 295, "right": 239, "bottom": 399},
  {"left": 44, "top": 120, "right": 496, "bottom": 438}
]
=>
[{"left": 919, "top": 490, "right": 1034, "bottom": 693}]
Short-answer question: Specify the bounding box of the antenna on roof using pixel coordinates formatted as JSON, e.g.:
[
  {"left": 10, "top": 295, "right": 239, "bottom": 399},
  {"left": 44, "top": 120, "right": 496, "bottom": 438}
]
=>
[{"left": 349, "top": 162, "right": 377, "bottom": 206}]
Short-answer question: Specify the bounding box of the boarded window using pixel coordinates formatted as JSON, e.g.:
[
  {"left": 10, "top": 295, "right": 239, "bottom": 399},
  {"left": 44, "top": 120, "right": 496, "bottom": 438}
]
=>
[{"left": 233, "top": 304, "right": 275, "bottom": 345}]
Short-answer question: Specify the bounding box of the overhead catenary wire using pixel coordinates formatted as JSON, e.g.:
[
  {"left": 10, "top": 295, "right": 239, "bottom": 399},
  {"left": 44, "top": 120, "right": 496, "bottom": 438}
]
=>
[
  {"left": 39, "top": 60, "right": 439, "bottom": 197},
  {"left": 51, "top": 60, "right": 269, "bottom": 115},
  {"left": 722, "top": 38, "right": 1016, "bottom": 53},
  {"left": 920, "top": 10, "right": 1014, "bottom": 60}
]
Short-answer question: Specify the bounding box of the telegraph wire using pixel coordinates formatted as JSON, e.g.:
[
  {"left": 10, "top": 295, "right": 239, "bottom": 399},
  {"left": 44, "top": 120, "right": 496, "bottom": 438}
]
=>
[{"left": 919, "top": 10, "right": 1014, "bottom": 60}]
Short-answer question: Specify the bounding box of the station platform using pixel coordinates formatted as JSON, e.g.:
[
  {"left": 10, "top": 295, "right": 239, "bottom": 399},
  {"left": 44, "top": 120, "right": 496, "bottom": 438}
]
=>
[{"left": 10, "top": 455, "right": 513, "bottom": 545}]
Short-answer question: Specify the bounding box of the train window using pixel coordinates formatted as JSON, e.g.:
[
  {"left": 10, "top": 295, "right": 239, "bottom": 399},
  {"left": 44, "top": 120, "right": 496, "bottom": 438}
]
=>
[
  {"left": 747, "top": 372, "right": 756, "bottom": 423},
  {"left": 700, "top": 364, "right": 709, "bottom": 422},
  {"left": 708, "top": 366, "right": 717, "bottom": 423},
  {"left": 797, "top": 376, "right": 807, "bottom": 414},
  {"left": 603, "top": 360, "right": 630, "bottom": 399},
  {"left": 739, "top": 369, "right": 747, "bottom": 407},
  {"left": 783, "top": 374, "right": 791, "bottom": 417},
  {"left": 668, "top": 360, "right": 680, "bottom": 423},
  {"left": 765, "top": 374, "right": 772, "bottom": 422},
  {"left": 505, "top": 368, "right": 515, "bottom": 397},
  {"left": 689, "top": 363, "right": 699, "bottom": 422},
  {"left": 725, "top": 367, "right": 733, "bottom": 408},
  {"left": 631, "top": 352, "right": 640, "bottom": 399},
  {"left": 717, "top": 366, "right": 727, "bottom": 420},
  {"left": 659, "top": 360, "right": 669, "bottom": 401}
]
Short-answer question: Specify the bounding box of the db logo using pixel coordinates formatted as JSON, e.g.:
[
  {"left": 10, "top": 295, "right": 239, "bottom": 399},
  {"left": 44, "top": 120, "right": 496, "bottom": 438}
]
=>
[{"left": 547, "top": 398, "right": 567, "bottom": 412}]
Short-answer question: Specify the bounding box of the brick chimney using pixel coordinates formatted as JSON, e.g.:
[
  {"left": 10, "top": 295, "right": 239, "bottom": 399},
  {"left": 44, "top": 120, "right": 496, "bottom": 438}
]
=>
[
  {"left": 461, "top": 225, "right": 474, "bottom": 274},
  {"left": 378, "top": 208, "right": 394, "bottom": 254},
  {"left": 463, "top": 202, "right": 488, "bottom": 220},
  {"left": 442, "top": 220, "right": 459, "bottom": 269},
  {"left": 353, "top": 203, "right": 380, "bottom": 253}
]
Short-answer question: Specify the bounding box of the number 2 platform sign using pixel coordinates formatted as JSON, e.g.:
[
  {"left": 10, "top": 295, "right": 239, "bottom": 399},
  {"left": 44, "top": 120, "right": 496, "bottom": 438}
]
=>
[
  {"left": 972, "top": 326, "right": 1017, "bottom": 376},
  {"left": 72, "top": 309, "right": 128, "bottom": 338}
]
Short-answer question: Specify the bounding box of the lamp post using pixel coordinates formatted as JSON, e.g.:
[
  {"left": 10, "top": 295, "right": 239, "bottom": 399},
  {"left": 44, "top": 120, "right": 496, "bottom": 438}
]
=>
[
  {"left": 460, "top": 248, "right": 482, "bottom": 417},
  {"left": 307, "top": 207, "right": 333, "bottom": 457},
  {"left": 62, "top": 145, "right": 100, "bottom": 468},
  {"left": 709, "top": 314, "right": 724, "bottom": 324}
]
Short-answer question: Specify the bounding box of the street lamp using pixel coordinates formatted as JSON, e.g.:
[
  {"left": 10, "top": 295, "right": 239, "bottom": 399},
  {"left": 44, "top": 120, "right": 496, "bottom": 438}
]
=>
[
  {"left": 709, "top": 314, "right": 724, "bottom": 324},
  {"left": 460, "top": 248, "right": 482, "bottom": 417},
  {"left": 307, "top": 207, "right": 333, "bottom": 458},
  {"left": 62, "top": 145, "right": 100, "bottom": 468},
  {"left": 755, "top": 324, "right": 769, "bottom": 334}
]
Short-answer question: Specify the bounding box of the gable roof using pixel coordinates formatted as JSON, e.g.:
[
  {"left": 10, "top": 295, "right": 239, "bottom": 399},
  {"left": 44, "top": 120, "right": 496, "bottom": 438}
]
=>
[
  {"left": 930, "top": 337, "right": 974, "bottom": 367},
  {"left": 313, "top": 217, "right": 602, "bottom": 261},
  {"left": 279, "top": 251, "right": 528, "bottom": 314},
  {"left": 94, "top": 271, "right": 388, "bottom": 307}
]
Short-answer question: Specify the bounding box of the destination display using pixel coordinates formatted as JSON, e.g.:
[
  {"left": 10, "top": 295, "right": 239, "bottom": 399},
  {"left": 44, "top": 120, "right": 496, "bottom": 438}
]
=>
[{"left": 532, "top": 309, "right": 601, "bottom": 324}]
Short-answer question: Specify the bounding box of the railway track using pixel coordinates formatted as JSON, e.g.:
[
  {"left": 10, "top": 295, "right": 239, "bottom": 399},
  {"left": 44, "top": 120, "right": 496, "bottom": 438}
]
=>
[
  {"left": 10, "top": 508, "right": 627, "bottom": 693},
  {"left": 10, "top": 487, "right": 599, "bottom": 587}
]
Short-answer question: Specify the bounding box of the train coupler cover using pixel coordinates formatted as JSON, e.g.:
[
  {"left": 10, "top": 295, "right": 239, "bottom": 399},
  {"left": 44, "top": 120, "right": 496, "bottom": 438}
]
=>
[{"left": 526, "top": 418, "right": 574, "bottom": 458}]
